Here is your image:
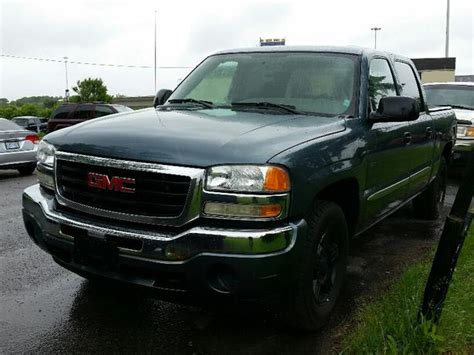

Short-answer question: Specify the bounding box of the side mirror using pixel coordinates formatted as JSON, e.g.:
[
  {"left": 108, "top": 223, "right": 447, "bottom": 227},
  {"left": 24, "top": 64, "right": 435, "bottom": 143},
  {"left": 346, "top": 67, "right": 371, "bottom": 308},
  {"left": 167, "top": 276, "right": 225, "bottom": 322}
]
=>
[
  {"left": 369, "top": 96, "right": 420, "bottom": 122},
  {"left": 153, "top": 89, "right": 173, "bottom": 108}
]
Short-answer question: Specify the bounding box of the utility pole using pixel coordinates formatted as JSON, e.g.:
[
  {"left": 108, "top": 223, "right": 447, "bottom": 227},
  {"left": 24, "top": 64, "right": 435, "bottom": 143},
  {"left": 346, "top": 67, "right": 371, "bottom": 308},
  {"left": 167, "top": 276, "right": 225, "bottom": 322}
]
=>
[
  {"left": 371, "top": 27, "right": 381, "bottom": 49},
  {"left": 63, "top": 56, "right": 69, "bottom": 102},
  {"left": 445, "top": 0, "right": 450, "bottom": 57},
  {"left": 154, "top": 10, "right": 157, "bottom": 93}
]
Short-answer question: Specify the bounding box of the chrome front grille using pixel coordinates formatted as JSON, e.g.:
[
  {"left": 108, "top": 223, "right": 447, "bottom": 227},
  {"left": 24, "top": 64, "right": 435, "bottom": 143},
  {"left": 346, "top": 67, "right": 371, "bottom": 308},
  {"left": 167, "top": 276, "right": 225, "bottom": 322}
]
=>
[{"left": 54, "top": 152, "right": 205, "bottom": 226}]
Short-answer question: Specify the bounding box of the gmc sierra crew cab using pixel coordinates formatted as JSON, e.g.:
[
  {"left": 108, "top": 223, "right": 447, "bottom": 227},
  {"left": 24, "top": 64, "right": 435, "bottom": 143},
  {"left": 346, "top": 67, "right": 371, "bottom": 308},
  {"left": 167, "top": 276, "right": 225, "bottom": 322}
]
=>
[{"left": 23, "top": 46, "right": 455, "bottom": 331}]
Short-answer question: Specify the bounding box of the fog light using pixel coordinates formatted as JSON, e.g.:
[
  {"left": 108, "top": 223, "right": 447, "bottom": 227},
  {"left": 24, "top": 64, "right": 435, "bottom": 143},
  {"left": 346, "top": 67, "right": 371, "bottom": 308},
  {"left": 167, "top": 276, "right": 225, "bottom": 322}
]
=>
[
  {"left": 165, "top": 244, "right": 191, "bottom": 261},
  {"left": 203, "top": 202, "right": 282, "bottom": 218}
]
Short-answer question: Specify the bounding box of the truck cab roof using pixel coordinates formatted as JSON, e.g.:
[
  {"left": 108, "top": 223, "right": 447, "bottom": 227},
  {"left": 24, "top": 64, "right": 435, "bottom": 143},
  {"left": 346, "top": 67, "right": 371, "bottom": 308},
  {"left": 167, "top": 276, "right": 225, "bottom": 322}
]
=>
[{"left": 212, "top": 45, "right": 412, "bottom": 64}]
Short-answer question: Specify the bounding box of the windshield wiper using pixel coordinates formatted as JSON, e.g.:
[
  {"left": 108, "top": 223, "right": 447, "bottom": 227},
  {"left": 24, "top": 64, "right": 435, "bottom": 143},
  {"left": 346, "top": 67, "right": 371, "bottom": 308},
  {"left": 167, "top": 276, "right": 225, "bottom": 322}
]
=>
[
  {"left": 231, "top": 101, "right": 302, "bottom": 114},
  {"left": 167, "top": 98, "right": 215, "bottom": 109}
]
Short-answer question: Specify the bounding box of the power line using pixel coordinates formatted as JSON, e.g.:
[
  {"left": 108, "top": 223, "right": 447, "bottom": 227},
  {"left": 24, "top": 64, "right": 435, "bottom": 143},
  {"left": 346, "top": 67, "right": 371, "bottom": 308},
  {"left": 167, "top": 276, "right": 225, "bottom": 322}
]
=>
[{"left": 0, "top": 54, "right": 193, "bottom": 69}]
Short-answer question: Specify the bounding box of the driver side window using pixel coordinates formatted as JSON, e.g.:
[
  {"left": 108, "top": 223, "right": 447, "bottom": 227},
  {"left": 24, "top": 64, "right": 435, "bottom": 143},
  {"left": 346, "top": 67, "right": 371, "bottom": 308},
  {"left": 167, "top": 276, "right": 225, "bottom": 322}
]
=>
[{"left": 369, "top": 59, "right": 397, "bottom": 111}]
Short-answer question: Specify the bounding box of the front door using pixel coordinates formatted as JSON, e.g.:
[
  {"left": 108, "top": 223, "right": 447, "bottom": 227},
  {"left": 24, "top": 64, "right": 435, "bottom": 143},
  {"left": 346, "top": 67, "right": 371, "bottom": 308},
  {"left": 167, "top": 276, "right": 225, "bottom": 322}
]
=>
[{"left": 364, "top": 58, "right": 412, "bottom": 222}]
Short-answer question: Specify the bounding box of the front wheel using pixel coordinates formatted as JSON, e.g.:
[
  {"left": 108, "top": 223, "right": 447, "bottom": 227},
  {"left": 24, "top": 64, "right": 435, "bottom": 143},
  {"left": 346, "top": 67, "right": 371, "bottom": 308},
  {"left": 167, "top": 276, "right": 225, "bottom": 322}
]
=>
[
  {"left": 283, "top": 200, "right": 349, "bottom": 331},
  {"left": 413, "top": 157, "right": 447, "bottom": 220}
]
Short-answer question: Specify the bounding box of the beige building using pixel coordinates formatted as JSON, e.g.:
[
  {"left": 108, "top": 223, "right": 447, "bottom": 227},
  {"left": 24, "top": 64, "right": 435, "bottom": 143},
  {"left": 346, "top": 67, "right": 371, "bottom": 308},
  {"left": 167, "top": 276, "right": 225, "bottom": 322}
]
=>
[{"left": 411, "top": 57, "right": 456, "bottom": 84}]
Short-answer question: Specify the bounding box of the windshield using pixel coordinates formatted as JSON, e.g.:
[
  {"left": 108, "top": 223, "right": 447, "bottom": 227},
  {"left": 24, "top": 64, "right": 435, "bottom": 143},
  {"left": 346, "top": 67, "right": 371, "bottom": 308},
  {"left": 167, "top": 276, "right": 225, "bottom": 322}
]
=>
[
  {"left": 424, "top": 85, "right": 474, "bottom": 110},
  {"left": 12, "top": 118, "right": 29, "bottom": 126},
  {"left": 169, "top": 52, "right": 359, "bottom": 116}
]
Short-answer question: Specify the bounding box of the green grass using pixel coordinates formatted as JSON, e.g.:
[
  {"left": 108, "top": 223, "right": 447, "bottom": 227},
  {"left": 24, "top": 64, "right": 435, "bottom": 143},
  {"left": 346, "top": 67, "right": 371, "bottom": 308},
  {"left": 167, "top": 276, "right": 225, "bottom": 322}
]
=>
[{"left": 343, "top": 225, "right": 474, "bottom": 354}]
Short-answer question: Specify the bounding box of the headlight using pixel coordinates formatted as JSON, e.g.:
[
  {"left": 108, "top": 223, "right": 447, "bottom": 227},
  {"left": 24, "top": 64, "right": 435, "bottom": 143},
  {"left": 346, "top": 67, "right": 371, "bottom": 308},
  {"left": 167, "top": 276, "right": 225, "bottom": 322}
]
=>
[
  {"left": 37, "top": 140, "right": 56, "bottom": 167},
  {"left": 466, "top": 127, "right": 474, "bottom": 137},
  {"left": 205, "top": 165, "right": 290, "bottom": 193},
  {"left": 457, "top": 126, "right": 474, "bottom": 138}
]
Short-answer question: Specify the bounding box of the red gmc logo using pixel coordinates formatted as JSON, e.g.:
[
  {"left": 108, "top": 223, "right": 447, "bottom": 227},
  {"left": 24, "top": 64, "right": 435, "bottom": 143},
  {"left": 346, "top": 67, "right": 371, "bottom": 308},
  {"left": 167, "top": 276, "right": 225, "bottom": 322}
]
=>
[{"left": 87, "top": 172, "right": 136, "bottom": 194}]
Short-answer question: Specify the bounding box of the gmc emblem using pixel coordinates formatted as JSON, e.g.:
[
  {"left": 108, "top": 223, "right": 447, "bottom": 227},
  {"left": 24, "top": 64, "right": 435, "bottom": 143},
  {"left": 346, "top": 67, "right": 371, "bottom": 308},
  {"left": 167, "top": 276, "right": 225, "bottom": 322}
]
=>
[{"left": 87, "top": 172, "right": 136, "bottom": 194}]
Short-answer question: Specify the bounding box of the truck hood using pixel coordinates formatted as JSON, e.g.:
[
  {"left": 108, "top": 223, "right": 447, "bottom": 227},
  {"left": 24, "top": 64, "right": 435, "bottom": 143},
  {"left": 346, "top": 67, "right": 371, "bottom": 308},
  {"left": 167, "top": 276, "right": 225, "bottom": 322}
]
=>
[
  {"left": 46, "top": 108, "right": 346, "bottom": 167},
  {"left": 453, "top": 108, "right": 474, "bottom": 123}
]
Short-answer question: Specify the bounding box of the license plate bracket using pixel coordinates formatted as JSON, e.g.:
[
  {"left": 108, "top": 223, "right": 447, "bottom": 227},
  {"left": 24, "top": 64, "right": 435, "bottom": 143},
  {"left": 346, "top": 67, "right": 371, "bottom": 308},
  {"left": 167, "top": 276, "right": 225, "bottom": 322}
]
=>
[{"left": 74, "top": 235, "right": 118, "bottom": 267}]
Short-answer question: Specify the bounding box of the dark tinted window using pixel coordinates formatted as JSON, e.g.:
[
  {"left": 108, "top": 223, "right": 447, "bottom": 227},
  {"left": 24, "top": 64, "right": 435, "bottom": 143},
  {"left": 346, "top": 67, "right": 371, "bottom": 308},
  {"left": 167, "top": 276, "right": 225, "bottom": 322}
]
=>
[
  {"left": 369, "top": 58, "right": 397, "bottom": 110},
  {"left": 52, "top": 105, "right": 74, "bottom": 119},
  {"left": 0, "top": 119, "right": 22, "bottom": 130},
  {"left": 395, "top": 61, "right": 422, "bottom": 107},
  {"left": 72, "top": 105, "right": 94, "bottom": 119},
  {"left": 95, "top": 105, "right": 115, "bottom": 117}
]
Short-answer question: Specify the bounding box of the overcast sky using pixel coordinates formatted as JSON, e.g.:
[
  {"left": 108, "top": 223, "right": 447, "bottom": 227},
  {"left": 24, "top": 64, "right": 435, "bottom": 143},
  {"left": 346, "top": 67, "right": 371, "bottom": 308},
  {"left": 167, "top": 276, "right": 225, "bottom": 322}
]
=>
[{"left": 1, "top": 0, "right": 473, "bottom": 100}]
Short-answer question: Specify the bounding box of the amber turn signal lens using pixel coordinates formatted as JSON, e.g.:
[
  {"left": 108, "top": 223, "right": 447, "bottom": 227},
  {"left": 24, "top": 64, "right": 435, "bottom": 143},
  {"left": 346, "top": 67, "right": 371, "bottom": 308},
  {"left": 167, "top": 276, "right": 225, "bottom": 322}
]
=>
[
  {"left": 466, "top": 127, "right": 474, "bottom": 137},
  {"left": 259, "top": 204, "right": 283, "bottom": 217},
  {"left": 264, "top": 166, "right": 290, "bottom": 192}
]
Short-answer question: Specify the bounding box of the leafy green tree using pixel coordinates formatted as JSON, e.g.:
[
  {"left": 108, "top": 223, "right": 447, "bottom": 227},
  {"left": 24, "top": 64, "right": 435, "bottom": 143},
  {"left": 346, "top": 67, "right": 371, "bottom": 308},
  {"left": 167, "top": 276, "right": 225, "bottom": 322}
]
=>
[
  {"left": 72, "top": 78, "right": 113, "bottom": 103},
  {"left": 0, "top": 105, "right": 19, "bottom": 119},
  {"left": 0, "top": 98, "right": 9, "bottom": 105},
  {"left": 18, "top": 103, "right": 40, "bottom": 116},
  {"left": 11, "top": 96, "right": 60, "bottom": 107}
]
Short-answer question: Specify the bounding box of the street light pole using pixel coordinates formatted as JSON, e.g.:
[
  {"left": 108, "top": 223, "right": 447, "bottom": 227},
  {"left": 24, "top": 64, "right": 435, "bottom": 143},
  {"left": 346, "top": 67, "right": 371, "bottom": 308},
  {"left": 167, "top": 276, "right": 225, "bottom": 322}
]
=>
[
  {"left": 63, "top": 56, "right": 69, "bottom": 102},
  {"left": 445, "top": 0, "right": 450, "bottom": 57},
  {"left": 154, "top": 10, "right": 157, "bottom": 93},
  {"left": 370, "top": 27, "right": 381, "bottom": 49}
]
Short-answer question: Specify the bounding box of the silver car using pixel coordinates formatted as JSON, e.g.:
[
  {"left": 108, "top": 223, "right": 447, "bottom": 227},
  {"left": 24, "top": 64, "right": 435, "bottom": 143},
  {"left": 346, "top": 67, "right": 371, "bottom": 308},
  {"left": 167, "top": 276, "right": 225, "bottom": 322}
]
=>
[
  {"left": 0, "top": 118, "right": 39, "bottom": 175},
  {"left": 424, "top": 82, "right": 474, "bottom": 167}
]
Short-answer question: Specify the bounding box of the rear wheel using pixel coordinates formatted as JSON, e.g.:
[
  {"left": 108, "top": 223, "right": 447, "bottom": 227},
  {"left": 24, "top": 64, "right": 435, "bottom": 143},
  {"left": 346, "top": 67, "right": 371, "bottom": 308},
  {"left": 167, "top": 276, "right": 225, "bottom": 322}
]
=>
[
  {"left": 283, "top": 200, "right": 349, "bottom": 331},
  {"left": 18, "top": 164, "right": 36, "bottom": 176},
  {"left": 413, "top": 157, "right": 447, "bottom": 220}
]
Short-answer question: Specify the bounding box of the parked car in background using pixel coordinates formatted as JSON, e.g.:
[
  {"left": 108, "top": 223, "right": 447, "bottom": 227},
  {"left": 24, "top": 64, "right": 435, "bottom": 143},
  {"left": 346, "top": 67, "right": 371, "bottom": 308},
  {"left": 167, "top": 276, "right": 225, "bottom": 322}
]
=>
[
  {"left": 12, "top": 116, "right": 47, "bottom": 133},
  {"left": 424, "top": 82, "right": 474, "bottom": 167},
  {"left": 0, "top": 118, "right": 39, "bottom": 175},
  {"left": 47, "top": 103, "right": 133, "bottom": 132}
]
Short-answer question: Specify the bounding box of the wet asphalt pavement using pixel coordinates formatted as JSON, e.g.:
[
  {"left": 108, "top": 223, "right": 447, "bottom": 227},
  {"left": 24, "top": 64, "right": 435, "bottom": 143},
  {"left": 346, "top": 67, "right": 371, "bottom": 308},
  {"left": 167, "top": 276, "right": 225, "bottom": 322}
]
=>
[{"left": 0, "top": 170, "right": 457, "bottom": 354}]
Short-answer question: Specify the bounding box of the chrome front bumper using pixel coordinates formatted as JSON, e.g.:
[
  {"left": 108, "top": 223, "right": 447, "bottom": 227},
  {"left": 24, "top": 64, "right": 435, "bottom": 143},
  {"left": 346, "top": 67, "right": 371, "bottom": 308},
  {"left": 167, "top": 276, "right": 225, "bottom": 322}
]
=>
[
  {"left": 22, "top": 184, "right": 305, "bottom": 296},
  {"left": 454, "top": 139, "right": 474, "bottom": 152},
  {"left": 22, "top": 184, "right": 302, "bottom": 262}
]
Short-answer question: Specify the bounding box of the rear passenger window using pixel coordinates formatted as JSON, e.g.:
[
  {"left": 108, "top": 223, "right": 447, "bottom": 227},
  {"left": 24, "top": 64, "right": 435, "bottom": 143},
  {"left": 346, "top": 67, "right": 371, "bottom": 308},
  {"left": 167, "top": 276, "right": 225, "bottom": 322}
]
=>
[
  {"left": 95, "top": 106, "right": 115, "bottom": 117},
  {"left": 72, "top": 105, "right": 94, "bottom": 119},
  {"left": 369, "top": 59, "right": 397, "bottom": 111},
  {"left": 51, "top": 105, "right": 73, "bottom": 119},
  {"left": 395, "top": 61, "right": 423, "bottom": 109}
]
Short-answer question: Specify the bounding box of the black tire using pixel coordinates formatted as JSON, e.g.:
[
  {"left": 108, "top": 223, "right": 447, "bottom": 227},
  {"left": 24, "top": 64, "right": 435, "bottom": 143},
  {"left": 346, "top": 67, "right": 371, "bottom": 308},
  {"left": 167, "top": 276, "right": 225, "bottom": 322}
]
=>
[
  {"left": 283, "top": 200, "right": 349, "bottom": 332},
  {"left": 18, "top": 164, "right": 36, "bottom": 176},
  {"left": 413, "top": 157, "right": 447, "bottom": 220}
]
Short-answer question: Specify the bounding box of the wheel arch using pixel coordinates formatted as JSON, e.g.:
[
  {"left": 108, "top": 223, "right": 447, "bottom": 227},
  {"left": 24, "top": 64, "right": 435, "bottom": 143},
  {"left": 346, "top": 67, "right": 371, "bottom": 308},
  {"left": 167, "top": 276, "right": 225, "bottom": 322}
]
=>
[{"left": 313, "top": 177, "right": 360, "bottom": 237}]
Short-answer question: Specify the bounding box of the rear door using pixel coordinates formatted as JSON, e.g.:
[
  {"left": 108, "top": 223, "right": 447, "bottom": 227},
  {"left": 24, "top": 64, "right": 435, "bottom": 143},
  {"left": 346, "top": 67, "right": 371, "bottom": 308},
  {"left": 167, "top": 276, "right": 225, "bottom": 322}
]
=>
[
  {"left": 365, "top": 57, "right": 412, "bottom": 221},
  {"left": 49, "top": 105, "right": 75, "bottom": 132},
  {"left": 394, "top": 60, "right": 435, "bottom": 197}
]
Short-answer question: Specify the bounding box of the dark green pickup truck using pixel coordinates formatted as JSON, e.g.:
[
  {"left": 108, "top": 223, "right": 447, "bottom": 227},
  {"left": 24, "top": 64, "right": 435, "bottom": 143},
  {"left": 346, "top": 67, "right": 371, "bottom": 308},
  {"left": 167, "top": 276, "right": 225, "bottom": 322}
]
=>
[{"left": 23, "top": 46, "right": 455, "bottom": 330}]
